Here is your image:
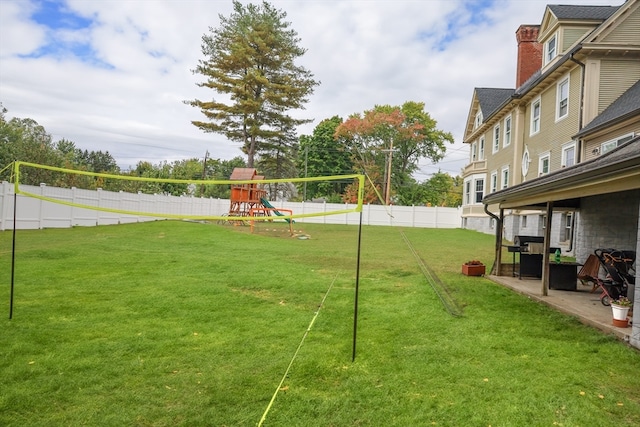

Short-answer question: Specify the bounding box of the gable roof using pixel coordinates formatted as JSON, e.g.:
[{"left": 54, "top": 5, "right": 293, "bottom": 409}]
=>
[
  {"left": 547, "top": 4, "right": 620, "bottom": 21},
  {"left": 483, "top": 136, "right": 640, "bottom": 209},
  {"left": 476, "top": 88, "right": 515, "bottom": 120},
  {"left": 576, "top": 79, "right": 640, "bottom": 137}
]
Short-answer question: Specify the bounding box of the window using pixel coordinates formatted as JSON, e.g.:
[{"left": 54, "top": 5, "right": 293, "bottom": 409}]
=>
[
  {"left": 475, "top": 111, "right": 483, "bottom": 129},
  {"left": 493, "top": 124, "right": 500, "bottom": 153},
  {"left": 501, "top": 166, "right": 509, "bottom": 190},
  {"left": 464, "top": 175, "right": 485, "bottom": 205},
  {"left": 557, "top": 77, "right": 569, "bottom": 120},
  {"left": 464, "top": 181, "right": 471, "bottom": 205},
  {"left": 490, "top": 218, "right": 496, "bottom": 229},
  {"left": 531, "top": 98, "right": 541, "bottom": 135},
  {"left": 545, "top": 34, "right": 557, "bottom": 64},
  {"left": 539, "top": 152, "right": 550, "bottom": 176},
  {"left": 521, "top": 148, "right": 530, "bottom": 177},
  {"left": 503, "top": 116, "right": 511, "bottom": 147},
  {"left": 562, "top": 213, "right": 573, "bottom": 242},
  {"left": 601, "top": 133, "right": 634, "bottom": 154},
  {"left": 475, "top": 179, "right": 484, "bottom": 203},
  {"left": 522, "top": 215, "right": 528, "bottom": 228},
  {"left": 490, "top": 171, "right": 497, "bottom": 193},
  {"left": 479, "top": 137, "right": 485, "bottom": 160},
  {"left": 562, "top": 142, "right": 576, "bottom": 167},
  {"left": 471, "top": 142, "right": 477, "bottom": 161}
]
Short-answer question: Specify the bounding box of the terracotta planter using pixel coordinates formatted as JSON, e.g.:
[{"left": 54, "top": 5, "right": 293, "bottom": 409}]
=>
[
  {"left": 462, "top": 264, "right": 485, "bottom": 276},
  {"left": 612, "top": 318, "right": 629, "bottom": 328}
]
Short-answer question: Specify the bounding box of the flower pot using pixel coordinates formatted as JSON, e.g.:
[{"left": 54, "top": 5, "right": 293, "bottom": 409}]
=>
[
  {"left": 462, "top": 264, "right": 485, "bottom": 276},
  {"left": 612, "top": 318, "right": 629, "bottom": 328},
  {"left": 611, "top": 304, "right": 630, "bottom": 321}
]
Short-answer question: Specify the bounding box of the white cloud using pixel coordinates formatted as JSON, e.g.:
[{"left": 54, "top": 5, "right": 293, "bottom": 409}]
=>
[{"left": 0, "top": 0, "right": 622, "bottom": 174}]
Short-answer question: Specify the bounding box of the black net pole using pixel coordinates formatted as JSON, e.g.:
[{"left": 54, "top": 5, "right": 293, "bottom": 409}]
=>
[
  {"left": 352, "top": 210, "right": 363, "bottom": 362},
  {"left": 9, "top": 191, "right": 17, "bottom": 319}
]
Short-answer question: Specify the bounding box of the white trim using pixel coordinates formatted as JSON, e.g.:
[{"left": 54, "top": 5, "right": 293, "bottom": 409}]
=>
[
  {"left": 492, "top": 124, "right": 500, "bottom": 153},
  {"left": 530, "top": 97, "right": 541, "bottom": 135},
  {"left": 521, "top": 147, "right": 530, "bottom": 178},
  {"left": 561, "top": 141, "right": 576, "bottom": 168},
  {"left": 474, "top": 177, "right": 485, "bottom": 204},
  {"left": 601, "top": 133, "right": 634, "bottom": 154},
  {"left": 544, "top": 33, "right": 557, "bottom": 65},
  {"left": 503, "top": 115, "right": 512, "bottom": 147},
  {"left": 501, "top": 165, "right": 510, "bottom": 190},
  {"left": 474, "top": 111, "right": 483, "bottom": 129},
  {"left": 479, "top": 137, "right": 485, "bottom": 160},
  {"left": 490, "top": 170, "right": 498, "bottom": 193},
  {"left": 538, "top": 151, "right": 550, "bottom": 176},
  {"left": 556, "top": 75, "right": 569, "bottom": 121},
  {"left": 463, "top": 173, "right": 486, "bottom": 206}
]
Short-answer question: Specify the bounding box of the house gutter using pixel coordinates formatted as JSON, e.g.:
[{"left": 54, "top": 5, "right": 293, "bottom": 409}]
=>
[
  {"left": 569, "top": 48, "right": 586, "bottom": 163},
  {"left": 566, "top": 49, "right": 586, "bottom": 253},
  {"left": 484, "top": 203, "right": 503, "bottom": 275}
]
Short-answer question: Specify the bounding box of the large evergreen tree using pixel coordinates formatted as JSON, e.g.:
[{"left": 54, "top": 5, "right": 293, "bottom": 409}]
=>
[{"left": 186, "top": 0, "right": 318, "bottom": 168}]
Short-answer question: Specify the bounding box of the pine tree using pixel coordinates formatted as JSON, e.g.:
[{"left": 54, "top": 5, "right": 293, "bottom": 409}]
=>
[{"left": 186, "top": 1, "right": 318, "bottom": 167}]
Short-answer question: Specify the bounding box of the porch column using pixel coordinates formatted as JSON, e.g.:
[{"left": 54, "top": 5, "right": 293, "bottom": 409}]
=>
[{"left": 630, "top": 203, "right": 640, "bottom": 349}]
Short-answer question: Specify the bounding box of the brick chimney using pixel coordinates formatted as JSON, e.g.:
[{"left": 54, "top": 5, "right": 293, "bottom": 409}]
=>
[{"left": 515, "top": 25, "right": 542, "bottom": 88}]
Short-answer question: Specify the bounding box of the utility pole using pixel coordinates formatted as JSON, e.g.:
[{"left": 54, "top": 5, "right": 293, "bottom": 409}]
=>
[
  {"left": 200, "top": 150, "right": 209, "bottom": 196},
  {"left": 381, "top": 139, "right": 395, "bottom": 205},
  {"left": 303, "top": 145, "right": 308, "bottom": 201}
]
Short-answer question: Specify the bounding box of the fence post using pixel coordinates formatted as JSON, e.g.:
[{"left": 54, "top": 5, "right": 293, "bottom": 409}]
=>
[
  {"left": 38, "top": 183, "right": 46, "bottom": 229},
  {"left": 0, "top": 182, "right": 9, "bottom": 231}
]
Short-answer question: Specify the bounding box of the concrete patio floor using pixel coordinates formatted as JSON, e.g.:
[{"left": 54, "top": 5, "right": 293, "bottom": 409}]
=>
[{"left": 488, "top": 274, "right": 633, "bottom": 342}]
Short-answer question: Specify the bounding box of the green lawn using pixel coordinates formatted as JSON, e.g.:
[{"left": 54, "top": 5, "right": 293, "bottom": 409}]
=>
[{"left": 1, "top": 221, "right": 639, "bottom": 426}]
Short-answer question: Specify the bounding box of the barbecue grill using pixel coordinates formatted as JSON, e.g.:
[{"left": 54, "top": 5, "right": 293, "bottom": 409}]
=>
[{"left": 507, "top": 235, "right": 560, "bottom": 279}]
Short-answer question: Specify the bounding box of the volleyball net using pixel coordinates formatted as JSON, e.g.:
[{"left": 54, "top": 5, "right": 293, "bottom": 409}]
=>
[{"left": 10, "top": 161, "right": 365, "bottom": 222}]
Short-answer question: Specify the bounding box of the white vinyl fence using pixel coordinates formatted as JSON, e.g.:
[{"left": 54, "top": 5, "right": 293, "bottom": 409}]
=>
[{"left": 0, "top": 182, "right": 461, "bottom": 231}]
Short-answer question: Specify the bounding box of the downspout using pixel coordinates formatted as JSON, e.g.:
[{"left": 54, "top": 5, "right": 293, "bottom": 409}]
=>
[
  {"left": 569, "top": 51, "right": 585, "bottom": 163},
  {"left": 484, "top": 203, "right": 502, "bottom": 276},
  {"left": 568, "top": 51, "right": 585, "bottom": 254}
]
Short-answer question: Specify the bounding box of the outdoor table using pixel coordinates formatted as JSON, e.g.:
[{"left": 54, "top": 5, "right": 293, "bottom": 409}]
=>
[{"left": 549, "top": 262, "right": 582, "bottom": 291}]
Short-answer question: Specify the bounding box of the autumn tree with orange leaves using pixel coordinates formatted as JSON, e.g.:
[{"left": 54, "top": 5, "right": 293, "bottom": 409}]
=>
[{"left": 335, "top": 101, "right": 453, "bottom": 204}]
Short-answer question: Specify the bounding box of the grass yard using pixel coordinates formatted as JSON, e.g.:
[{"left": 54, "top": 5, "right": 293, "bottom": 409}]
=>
[{"left": 1, "top": 220, "right": 639, "bottom": 426}]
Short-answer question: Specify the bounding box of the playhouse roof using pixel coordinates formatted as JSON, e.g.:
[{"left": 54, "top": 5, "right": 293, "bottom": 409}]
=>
[{"left": 230, "top": 168, "right": 259, "bottom": 180}]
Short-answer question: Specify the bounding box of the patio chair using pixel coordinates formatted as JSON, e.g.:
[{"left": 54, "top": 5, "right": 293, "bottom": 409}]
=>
[{"left": 577, "top": 254, "right": 601, "bottom": 293}]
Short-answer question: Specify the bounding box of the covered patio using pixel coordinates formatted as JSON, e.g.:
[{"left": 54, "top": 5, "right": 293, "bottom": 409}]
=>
[
  {"left": 489, "top": 274, "right": 633, "bottom": 342},
  {"left": 482, "top": 138, "right": 640, "bottom": 349}
]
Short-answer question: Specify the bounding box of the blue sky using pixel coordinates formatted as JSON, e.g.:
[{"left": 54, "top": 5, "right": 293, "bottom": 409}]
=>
[{"left": 0, "top": 0, "right": 621, "bottom": 175}]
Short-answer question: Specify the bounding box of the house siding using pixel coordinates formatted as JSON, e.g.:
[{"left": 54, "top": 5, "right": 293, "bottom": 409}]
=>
[
  {"left": 523, "top": 67, "right": 581, "bottom": 174},
  {"left": 562, "top": 27, "right": 591, "bottom": 50},
  {"left": 598, "top": 59, "right": 640, "bottom": 113},
  {"left": 600, "top": 5, "right": 640, "bottom": 44},
  {"left": 583, "top": 123, "right": 640, "bottom": 162}
]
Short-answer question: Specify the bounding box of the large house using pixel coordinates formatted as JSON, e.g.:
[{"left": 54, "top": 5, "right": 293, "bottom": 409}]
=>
[
  {"left": 462, "top": 1, "right": 639, "bottom": 248},
  {"left": 461, "top": 1, "right": 640, "bottom": 348}
]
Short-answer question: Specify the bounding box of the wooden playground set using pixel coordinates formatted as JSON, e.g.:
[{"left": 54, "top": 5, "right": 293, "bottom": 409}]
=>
[{"left": 224, "top": 168, "right": 293, "bottom": 234}]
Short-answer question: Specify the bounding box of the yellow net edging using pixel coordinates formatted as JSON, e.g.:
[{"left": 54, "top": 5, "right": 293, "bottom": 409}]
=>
[{"left": 12, "top": 161, "right": 365, "bottom": 222}]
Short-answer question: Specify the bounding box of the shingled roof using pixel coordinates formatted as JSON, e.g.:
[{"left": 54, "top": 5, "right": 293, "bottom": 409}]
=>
[
  {"left": 476, "top": 88, "right": 515, "bottom": 121},
  {"left": 548, "top": 4, "right": 620, "bottom": 21},
  {"left": 575, "top": 79, "right": 640, "bottom": 137}
]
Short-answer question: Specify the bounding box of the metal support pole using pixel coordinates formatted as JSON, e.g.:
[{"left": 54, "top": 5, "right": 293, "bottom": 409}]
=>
[
  {"left": 9, "top": 191, "right": 17, "bottom": 319},
  {"left": 352, "top": 210, "right": 363, "bottom": 362}
]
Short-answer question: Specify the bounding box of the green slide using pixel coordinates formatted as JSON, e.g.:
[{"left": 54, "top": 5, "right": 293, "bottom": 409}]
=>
[{"left": 260, "top": 198, "right": 293, "bottom": 223}]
